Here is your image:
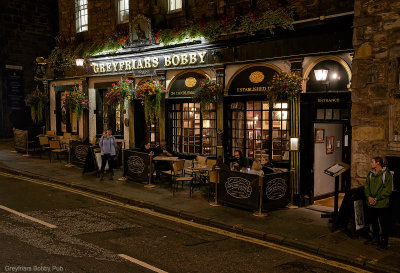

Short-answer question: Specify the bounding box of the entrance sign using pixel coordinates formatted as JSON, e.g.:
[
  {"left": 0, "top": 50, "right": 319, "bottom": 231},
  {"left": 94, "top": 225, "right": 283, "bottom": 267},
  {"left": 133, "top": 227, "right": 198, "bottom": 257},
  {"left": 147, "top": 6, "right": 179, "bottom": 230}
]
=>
[{"left": 169, "top": 72, "right": 206, "bottom": 97}]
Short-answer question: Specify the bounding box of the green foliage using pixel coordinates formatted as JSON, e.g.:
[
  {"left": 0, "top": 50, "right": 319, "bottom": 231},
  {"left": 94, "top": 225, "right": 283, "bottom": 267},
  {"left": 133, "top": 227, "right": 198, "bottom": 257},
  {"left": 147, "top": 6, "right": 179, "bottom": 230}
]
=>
[
  {"left": 26, "top": 87, "right": 49, "bottom": 123},
  {"left": 63, "top": 86, "right": 89, "bottom": 119},
  {"left": 135, "top": 81, "right": 167, "bottom": 124},
  {"left": 193, "top": 78, "right": 223, "bottom": 115},
  {"left": 267, "top": 72, "right": 306, "bottom": 102}
]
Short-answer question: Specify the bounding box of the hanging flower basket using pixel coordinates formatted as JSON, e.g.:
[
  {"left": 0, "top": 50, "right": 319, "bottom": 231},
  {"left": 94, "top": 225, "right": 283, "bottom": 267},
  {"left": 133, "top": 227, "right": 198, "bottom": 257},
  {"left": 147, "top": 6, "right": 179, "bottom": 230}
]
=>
[
  {"left": 135, "top": 80, "right": 167, "bottom": 124},
  {"left": 193, "top": 78, "right": 223, "bottom": 114},
  {"left": 26, "top": 87, "right": 49, "bottom": 123},
  {"left": 266, "top": 72, "right": 306, "bottom": 102},
  {"left": 104, "top": 78, "right": 133, "bottom": 114},
  {"left": 63, "top": 86, "right": 89, "bottom": 120}
]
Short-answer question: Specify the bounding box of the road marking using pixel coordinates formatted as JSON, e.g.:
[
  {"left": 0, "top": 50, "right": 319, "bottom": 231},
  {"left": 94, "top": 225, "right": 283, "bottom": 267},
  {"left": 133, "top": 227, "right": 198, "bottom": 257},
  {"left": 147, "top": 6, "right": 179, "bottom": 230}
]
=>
[
  {"left": 0, "top": 171, "right": 370, "bottom": 273},
  {"left": 118, "top": 254, "right": 168, "bottom": 273},
  {"left": 0, "top": 204, "right": 57, "bottom": 229}
]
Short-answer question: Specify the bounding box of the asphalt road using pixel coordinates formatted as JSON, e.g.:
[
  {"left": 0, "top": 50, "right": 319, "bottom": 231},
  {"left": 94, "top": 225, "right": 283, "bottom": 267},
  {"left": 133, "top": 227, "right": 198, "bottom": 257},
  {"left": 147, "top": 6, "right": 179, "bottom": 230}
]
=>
[{"left": 0, "top": 173, "right": 363, "bottom": 273}]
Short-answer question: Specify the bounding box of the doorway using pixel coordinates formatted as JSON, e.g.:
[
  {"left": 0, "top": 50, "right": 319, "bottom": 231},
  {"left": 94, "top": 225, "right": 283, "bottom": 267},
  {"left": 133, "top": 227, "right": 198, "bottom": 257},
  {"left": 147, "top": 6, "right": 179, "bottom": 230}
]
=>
[{"left": 313, "top": 122, "right": 343, "bottom": 198}]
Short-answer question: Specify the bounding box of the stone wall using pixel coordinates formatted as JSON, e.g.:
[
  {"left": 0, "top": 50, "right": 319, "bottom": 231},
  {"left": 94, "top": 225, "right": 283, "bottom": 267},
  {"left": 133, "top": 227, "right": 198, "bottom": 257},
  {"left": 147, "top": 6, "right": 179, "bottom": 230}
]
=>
[
  {"left": 56, "top": 0, "right": 354, "bottom": 40},
  {"left": 351, "top": 0, "right": 400, "bottom": 187},
  {"left": 0, "top": 0, "right": 58, "bottom": 137}
]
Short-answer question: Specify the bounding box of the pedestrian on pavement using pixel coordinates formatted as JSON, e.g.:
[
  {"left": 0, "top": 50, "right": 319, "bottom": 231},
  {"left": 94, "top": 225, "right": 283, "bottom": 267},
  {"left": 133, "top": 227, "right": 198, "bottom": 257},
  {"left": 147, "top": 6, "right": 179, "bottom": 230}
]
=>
[
  {"left": 364, "top": 156, "right": 393, "bottom": 250},
  {"left": 99, "top": 128, "right": 117, "bottom": 181}
]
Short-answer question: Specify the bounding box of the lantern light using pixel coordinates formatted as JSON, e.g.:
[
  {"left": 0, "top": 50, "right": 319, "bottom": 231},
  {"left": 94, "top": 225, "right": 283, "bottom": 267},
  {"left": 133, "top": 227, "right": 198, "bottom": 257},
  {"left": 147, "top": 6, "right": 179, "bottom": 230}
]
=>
[
  {"left": 314, "top": 68, "right": 328, "bottom": 81},
  {"left": 75, "top": 58, "right": 84, "bottom": 67}
]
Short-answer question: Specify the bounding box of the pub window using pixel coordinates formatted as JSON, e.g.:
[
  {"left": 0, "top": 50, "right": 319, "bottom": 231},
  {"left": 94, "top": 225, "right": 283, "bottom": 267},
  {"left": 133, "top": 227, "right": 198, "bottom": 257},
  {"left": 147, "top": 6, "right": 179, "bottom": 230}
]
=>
[
  {"left": 168, "top": 102, "right": 217, "bottom": 155},
  {"left": 116, "top": 0, "right": 129, "bottom": 24},
  {"left": 169, "top": 0, "right": 182, "bottom": 12},
  {"left": 146, "top": 119, "right": 160, "bottom": 147},
  {"left": 229, "top": 100, "right": 290, "bottom": 161},
  {"left": 272, "top": 103, "right": 289, "bottom": 161},
  {"left": 75, "top": 0, "right": 88, "bottom": 33},
  {"left": 95, "top": 88, "right": 124, "bottom": 137}
]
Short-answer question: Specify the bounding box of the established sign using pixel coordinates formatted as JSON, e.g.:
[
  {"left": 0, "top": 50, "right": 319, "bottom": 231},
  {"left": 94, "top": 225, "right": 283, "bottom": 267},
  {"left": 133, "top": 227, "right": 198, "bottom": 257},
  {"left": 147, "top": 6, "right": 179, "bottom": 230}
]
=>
[{"left": 92, "top": 52, "right": 208, "bottom": 75}]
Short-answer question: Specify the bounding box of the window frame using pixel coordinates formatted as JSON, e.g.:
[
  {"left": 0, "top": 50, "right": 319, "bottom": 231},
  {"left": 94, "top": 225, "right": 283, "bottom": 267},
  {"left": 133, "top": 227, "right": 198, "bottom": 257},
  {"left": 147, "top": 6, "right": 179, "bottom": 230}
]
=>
[
  {"left": 116, "top": 0, "right": 129, "bottom": 24},
  {"left": 75, "top": 0, "right": 88, "bottom": 33},
  {"left": 168, "top": 0, "right": 183, "bottom": 13}
]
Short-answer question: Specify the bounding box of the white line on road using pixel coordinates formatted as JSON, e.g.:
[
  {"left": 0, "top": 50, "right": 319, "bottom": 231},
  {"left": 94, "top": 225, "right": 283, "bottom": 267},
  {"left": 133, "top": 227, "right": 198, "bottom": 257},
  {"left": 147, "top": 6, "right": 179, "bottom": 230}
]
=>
[
  {"left": 0, "top": 205, "right": 57, "bottom": 229},
  {"left": 118, "top": 254, "right": 168, "bottom": 273}
]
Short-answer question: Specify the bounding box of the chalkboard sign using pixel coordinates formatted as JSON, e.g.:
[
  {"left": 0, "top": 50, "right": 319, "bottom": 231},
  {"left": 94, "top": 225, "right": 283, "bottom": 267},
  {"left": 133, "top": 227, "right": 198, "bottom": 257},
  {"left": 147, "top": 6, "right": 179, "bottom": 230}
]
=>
[
  {"left": 6, "top": 68, "right": 25, "bottom": 110},
  {"left": 262, "top": 172, "right": 290, "bottom": 210},
  {"left": 70, "top": 141, "right": 90, "bottom": 168},
  {"left": 218, "top": 170, "right": 260, "bottom": 210},
  {"left": 124, "top": 150, "right": 150, "bottom": 182},
  {"left": 13, "top": 129, "right": 28, "bottom": 152}
]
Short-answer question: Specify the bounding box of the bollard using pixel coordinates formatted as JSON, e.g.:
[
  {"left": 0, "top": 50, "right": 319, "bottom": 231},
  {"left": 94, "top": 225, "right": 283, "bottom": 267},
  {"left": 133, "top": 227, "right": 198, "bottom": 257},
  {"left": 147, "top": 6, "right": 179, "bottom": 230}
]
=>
[
  {"left": 118, "top": 140, "right": 128, "bottom": 181},
  {"left": 209, "top": 166, "right": 221, "bottom": 207},
  {"left": 253, "top": 175, "right": 267, "bottom": 217},
  {"left": 287, "top": 169, "right": 298, "bottom": 209},
  {"left": 65, "top": 141, "right": 73, "bottom": 167},
  {"left": 144, "top": 153, "right": 156, "bottom": 188}
]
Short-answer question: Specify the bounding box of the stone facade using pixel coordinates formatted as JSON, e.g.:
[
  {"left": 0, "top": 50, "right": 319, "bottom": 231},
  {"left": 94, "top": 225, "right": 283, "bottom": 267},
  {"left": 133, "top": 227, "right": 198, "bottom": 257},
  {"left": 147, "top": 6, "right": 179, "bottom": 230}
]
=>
[
  {"left": 0, "top": 0, "right": 58, "bottom": 137},
  {"left": 352, "top": 0, "right": 400, "bottom": 187},
  {"left": 56, "top": 0, "right": 353, "bottom": 40}
]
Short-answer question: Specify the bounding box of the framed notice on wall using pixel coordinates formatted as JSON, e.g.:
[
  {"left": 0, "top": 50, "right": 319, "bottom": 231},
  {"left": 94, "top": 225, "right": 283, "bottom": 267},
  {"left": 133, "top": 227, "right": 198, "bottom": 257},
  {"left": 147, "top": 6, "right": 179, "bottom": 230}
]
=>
[
  {"left": 326, "top": 136, "right": 334, "bottom": 154},
  {"left": 315, "top": 128, "right": 325, "bottom": 143}
]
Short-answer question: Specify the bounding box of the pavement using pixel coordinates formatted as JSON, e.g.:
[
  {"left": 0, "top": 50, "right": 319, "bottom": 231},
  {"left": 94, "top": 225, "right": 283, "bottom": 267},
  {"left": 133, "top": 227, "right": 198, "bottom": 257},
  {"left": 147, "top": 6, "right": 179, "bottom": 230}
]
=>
[{"left": 0, "top": 139, "right": 399, "bottom": 273}]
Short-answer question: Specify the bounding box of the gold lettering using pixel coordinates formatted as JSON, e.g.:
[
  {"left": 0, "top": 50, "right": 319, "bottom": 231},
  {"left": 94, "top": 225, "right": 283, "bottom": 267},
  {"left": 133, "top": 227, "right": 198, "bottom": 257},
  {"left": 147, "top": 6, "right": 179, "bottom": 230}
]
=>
[
  {"left": 165, "top": 56, "right": 171, "bottom": 67},
  {"left": 172, "top": 55, "right": 180, "bottom": 66},
  {"left": 152, "top": 57, "right": 159, "bottom": 68},
  {"left": 119, "top": 62, "right": 124, "bottom": 71},
  {"left": 189, "top": 53, "right": 197, "bottom": 64},
  {"left": 112, "top": 62, "right": 118, "bottom": 72},
  {"left": 99, "top": 64, "right": 105, "bottom": 73},
  {"left": 144, "top": 58, "right": 151, "bottom": 68},
  {"left": 137, "top": 60, "right": 143, "bottom": 69},
  {"left": 106, "top": 63, "right": 112, "bottom": 72},
  {"left": 198, "top": 52, "right": 206, "bottom": 63},
  {"left": 93, "top": 64, "right": 99, "bottom": 73},
  {"left": 181, "top": 55, "right": 188, "bottom": 65},
  {"left": 125, "top": 61, "right": 132, "bottom": 71}
]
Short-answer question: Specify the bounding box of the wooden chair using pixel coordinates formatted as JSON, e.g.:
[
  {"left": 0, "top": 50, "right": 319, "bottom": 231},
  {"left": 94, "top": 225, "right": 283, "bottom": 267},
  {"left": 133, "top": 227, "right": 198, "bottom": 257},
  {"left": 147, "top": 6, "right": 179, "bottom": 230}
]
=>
[
  {"left": 46, "top": 130, "right": 56, "bottom": 137},
  {"left": 49, "top": 140, "right": 66, "bottom": 163},
  {"left": 38, "top": 136, "right": 50, "bottom": 158},
  {"left": 172, "top": 160, "right": 194, "bottom": 196},
  {"left": 197, "top": 155, "right": 207, "bottom": 166},
  {"left": 206, "top": 159, "right": 217, "bottom": 168},
  {"left": 71, "top": 134, "right": 81, "bottom": 141},
  {"left": 62, "top": 132, "right": 72, "bottom": 140}
]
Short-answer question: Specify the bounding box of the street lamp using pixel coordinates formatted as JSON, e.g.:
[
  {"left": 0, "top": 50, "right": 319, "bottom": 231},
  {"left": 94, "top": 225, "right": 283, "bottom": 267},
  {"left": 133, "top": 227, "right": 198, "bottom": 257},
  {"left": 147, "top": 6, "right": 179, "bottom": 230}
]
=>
[
  {"left": 314, "top": 68, "right": 328, "bottom": 81},
  {"left": 75, "top": 58, "right": 84, "bottom": 67}
]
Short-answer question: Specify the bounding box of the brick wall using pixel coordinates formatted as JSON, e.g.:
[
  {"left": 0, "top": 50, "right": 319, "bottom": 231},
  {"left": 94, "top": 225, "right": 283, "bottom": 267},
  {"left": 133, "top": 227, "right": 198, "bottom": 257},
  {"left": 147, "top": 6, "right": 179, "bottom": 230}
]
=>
[{"left": 351, "top": 0, "right": 400, "bottom": 187}]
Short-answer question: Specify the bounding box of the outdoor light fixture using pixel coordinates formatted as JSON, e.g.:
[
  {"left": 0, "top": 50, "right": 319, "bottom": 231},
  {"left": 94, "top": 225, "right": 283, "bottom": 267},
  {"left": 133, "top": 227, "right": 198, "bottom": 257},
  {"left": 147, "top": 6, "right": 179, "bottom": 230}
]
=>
[
  {"left": 75, "top": 58, "right": 84, "bottom": 67},
  {"left": 289, "top": 137, "right": 299, "bottom": 152},
  {"left": 314, "top": 68, "right": 328, "bottom": 81}
]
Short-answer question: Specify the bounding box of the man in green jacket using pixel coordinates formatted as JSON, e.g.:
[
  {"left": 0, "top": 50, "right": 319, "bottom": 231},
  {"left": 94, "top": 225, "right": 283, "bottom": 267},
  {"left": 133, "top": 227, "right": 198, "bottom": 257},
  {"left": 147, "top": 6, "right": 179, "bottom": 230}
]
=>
[{"left": 364, "top": 156, "right": 393, "bottom": 250}]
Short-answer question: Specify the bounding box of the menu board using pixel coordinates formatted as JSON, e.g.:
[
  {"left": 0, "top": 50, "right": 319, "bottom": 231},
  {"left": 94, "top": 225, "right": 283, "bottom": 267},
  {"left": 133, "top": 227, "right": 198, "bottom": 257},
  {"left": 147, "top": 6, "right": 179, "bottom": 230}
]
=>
[
  {"left": 13, "top": 129, "right": 28, "bottom": 152},
  {"left": 6, "top": 68, "right": 25, "bottom": 110},
  {"left": 324, "top": 162, "right": 349, "bottom": 177}
]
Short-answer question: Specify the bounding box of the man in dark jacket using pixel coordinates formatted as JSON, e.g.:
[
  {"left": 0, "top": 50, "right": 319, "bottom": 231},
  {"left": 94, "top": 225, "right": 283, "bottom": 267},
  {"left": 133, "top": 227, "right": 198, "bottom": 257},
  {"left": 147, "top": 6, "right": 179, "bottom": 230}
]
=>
[
  {"left": 364, "top": 156, "right": 393, "bottom": 250},
  {"left": 231, "top": 150, "right": 249, "bottom": 171}
]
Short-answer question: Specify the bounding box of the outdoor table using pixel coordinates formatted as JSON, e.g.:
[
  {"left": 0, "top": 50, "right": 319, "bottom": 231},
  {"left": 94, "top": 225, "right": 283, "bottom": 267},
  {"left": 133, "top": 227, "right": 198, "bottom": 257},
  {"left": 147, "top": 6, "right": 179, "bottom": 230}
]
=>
[{"left": 152, "top": 156, "right": 179, "bottom": 162}]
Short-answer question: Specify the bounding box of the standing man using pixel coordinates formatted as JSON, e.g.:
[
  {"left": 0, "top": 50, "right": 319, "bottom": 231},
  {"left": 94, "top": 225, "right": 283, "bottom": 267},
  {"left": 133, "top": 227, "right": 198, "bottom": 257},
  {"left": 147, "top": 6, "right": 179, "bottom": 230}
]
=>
[
  {"left": 364, "top": 156, "right": 393, "bottom": 250},
  {"left": 99, "top": 128, "right": 117, "bottom": 181}
]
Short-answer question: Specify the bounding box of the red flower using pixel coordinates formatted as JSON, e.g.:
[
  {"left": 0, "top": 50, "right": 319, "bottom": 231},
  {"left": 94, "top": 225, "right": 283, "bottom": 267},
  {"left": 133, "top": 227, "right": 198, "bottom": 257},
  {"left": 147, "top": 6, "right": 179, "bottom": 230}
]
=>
[{"left": 102, "top": 40, "right": 108, "bottom": 45}]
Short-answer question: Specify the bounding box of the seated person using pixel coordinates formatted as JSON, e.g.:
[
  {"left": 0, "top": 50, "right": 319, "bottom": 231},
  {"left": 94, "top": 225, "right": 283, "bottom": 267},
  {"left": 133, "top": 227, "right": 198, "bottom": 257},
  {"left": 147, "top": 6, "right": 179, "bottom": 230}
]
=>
[
  {"left": 212, "top": 156, "right": 229, "bottom": 172},
  {"left": 230, "top": 150, "right": 249, "bottom": 171},
  {"left": 248, "top": 160, "right": 264, "bottom": 176},
  {"left": 261, "top": 157, "right": 274, "bottom": 175},
  {"left": 153, "top": 140, "right": 174, "bottom": 179},
  {"left": 140, "top": 141, "right": 155, "bottom": 176},
  {"left": 154, "top": 139, "right": 174, "bottom": 157}
]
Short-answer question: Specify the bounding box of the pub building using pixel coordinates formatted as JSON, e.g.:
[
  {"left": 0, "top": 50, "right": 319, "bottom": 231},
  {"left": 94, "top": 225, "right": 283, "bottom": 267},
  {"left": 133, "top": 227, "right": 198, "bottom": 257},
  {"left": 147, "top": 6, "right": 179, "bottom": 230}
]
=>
[{"left": 45, "top": 2, "right": 354, "bottom": 206}]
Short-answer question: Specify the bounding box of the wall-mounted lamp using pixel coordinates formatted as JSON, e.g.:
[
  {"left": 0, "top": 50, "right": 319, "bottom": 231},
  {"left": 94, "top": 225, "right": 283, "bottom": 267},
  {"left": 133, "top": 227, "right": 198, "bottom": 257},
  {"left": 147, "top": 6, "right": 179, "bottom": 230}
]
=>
[
  {"left": 314, "top": 68, "right": 328, "bottom": 81},
  {"left": 75, "top": 58, "right": 84, "bottom": 67},
  {"left": 289, "top": 137, "right": 299, "bottom": 152}
]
